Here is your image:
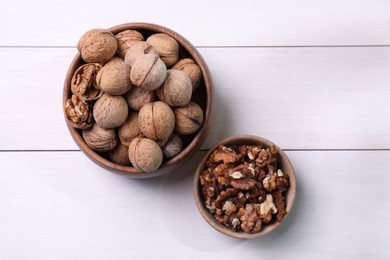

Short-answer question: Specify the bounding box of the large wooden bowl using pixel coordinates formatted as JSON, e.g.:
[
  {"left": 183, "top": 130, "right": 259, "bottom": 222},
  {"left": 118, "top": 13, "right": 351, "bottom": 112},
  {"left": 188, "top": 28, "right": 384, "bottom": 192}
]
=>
[
  {"left": 63, "top": 23, "right": 215, "bottom": 178},
  {"left": 194, "top": 135, "right": 296, "bottom": 238}
]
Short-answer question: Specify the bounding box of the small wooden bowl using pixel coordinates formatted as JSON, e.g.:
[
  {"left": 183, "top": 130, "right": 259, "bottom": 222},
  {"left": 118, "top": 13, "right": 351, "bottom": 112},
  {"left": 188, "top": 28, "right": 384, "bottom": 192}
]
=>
[
  {"left": 63, "top": 23, "right": 215, "bottom": 178},
  {"left": 194, "top": 135, "right": 296, "bottom": 239}
]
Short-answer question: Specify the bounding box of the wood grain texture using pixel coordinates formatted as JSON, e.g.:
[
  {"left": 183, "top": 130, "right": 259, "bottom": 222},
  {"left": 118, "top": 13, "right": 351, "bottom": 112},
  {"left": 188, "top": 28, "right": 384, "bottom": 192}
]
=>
[
  {"left": 0, "top": 151, "right": 389, "bottom": 259},
  {"left": 1, "top": 47, "right": 389, "bottom": 150},
  {"left": 1, "top": 0, "right": 390, "bottom": 46}
]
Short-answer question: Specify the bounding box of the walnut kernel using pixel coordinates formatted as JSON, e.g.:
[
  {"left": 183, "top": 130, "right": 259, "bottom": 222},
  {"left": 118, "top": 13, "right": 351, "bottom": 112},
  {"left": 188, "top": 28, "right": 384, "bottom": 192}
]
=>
[
  {"left": 71, "top": 63, "right": 102, "bottom": 101},
  {"left": 65, "top": 94, "right": 93, "bottom": 129}
]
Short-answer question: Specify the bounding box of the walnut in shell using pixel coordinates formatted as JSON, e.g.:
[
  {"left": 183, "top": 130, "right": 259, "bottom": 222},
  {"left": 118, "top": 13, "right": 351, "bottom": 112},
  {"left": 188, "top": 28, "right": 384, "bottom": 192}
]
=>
[
  {"left": 128, "top": 137, "right": 163, "bottom": 172},
  {"left": 173, "top": 101, "right": 204, "bottom": 135},
  {"left": 115, "top": 30, "right": 144, "bottom": 58},
  {"left": 172, "top": 58, "right": 202, "bottom": 91},
  {"left": 125, "top": 86, "right": 155, "bottom": 111},
  {"left": 156, "top": 69, "right": 192, "bottom": 107},
  {"left": 65, "top": 94, "right": 93, "bottom": 129},
  {"left": 93, "top": 93, "right": 128, "bottom": 129},
  {"left": 108, "top": 143, "right": 131, "bottom": 165},
  {"left": 118, "top": 111, "right": 143, "bottom": 147},
  {"left": 82, "top": 123, "right": 117, "bottom": 152},
  {"left": 77, "top": 29, "right": 117, "bottom": 63},
  {"left": 124, "top": 41, "right": 158, "bottom": 67},
  {"left": 71, "top": 63, "right": 102, "bottom": 101},
  {"left": 130, "top": 53, "right": 167, "bottom": 91},
  {"left": 161, "top": 133, "right": 183, "bottom": 159},
  {"left": 146, "top": 33, "right": 179, "bottom": 67},
  {"left": 96, "top": 57, "right": 132, "bottom": 95},
  {"left": 138, "top": 101, "right": 175, "bottom": 142}
]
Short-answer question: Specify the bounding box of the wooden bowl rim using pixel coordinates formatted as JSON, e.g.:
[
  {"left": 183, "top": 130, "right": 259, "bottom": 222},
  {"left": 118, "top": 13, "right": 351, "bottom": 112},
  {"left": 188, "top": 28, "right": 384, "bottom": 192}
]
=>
[
  {"left": 63, "top": 22, "right": 215, "bottom": 178},
  {"left": 193, "top": 134, "right": 297, "bottom": 239}
]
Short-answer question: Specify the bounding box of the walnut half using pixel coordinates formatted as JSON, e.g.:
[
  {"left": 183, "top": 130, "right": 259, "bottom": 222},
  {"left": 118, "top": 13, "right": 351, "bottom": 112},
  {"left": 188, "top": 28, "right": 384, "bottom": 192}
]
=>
[{"left": 65, "top": 94, "right": 93, "bottom": 129}]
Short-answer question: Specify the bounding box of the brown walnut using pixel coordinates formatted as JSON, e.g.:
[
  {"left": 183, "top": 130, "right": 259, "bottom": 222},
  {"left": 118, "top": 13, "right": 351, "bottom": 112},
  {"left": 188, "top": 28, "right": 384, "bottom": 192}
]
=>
[
  {"left": 173, "top": 101, "right": 204, "bottom": 135},
  {"left": 138, "top": 101, "right": 175, "bottom": 142},
  {"left": 172, "top": 58, "right": 202, "bottom": 91},
  {"left": 118, "top": 111, "right": 143, "bottom": 147},
  {"left": 108, "top": 143, "right": 131, "bottom": 165},
  {"left": 82, "top": 123, "right": 117, "bottom": 152},
  {"left": 77, "top": 29, "right": 117, "bottom": 63},
  {"left": 65, "top": 94, "right": 93, "bottom": 129},
  {"left": 115, "top": 30, "right": 144, "bottom": 58},
  {"left": 130, "top": 53, "right": 167, "bottom": 91},
  {"left": 96, "top": 57, "right": 132, "bottom": 95},
  {"left": 156, "top": 69, "right": 192, "bottom": 107},
  {"left": 161, "top": 133, "right": 183, "bottom": 159},
  {"left": 71, "top": 63, "right": 102, "bottom": 101},
  {"left": 146, "top": 33, "right": 179, "bottom": 67},
  {"left": 93, "top": 93, "right": 128, "bottom": 129},
  {"left": 128, "top": 137, "right": 163, "bottom": 172},
  {"left": 125, "top": 86, "right": 155, "bottom": 111},
  {"left": 124, "top": 41, "right": 158, "bottom": 67}
]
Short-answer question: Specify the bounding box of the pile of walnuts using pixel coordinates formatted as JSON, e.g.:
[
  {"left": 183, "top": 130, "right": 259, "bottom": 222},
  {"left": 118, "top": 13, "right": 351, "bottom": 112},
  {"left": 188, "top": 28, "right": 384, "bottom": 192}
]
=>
[
  {"left": 65, "top": 28, "right": 204, "bottom": 172},
  {"left": 199, "top": 144, "right": 290, "bottom": 233}
]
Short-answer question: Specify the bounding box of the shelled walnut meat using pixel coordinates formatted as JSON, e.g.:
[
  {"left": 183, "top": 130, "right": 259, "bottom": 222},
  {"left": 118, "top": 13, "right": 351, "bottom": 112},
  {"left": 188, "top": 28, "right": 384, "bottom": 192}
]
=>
[
  {"left": 199, "top": 144, "right": 290, "bottom": 233},
  {"left": 64, "top": 27, "right": 205, "bottom": 173}
]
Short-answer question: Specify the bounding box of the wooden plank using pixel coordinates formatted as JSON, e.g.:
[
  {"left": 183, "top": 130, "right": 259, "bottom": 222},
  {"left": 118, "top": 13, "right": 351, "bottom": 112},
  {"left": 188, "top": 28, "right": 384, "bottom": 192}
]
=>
[
  {"left": 1, "top": 0, "right": 390, "bottom": 46},
  {"left": 0, "top": 151, "right": 389, "bottom": 259},
  {"left": 1, "top": 47, "right": 390, "bottom": 150}
]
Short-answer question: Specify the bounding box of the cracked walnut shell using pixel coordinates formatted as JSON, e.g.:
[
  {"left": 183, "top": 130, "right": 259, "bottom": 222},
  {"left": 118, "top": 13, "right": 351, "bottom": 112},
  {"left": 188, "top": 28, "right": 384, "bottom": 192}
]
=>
[
  {"left": 65, "top": 94, "right": 93, "bottom": 129},
  {"left": 71, "top": 63, "right": 102, "bottom": 101}
]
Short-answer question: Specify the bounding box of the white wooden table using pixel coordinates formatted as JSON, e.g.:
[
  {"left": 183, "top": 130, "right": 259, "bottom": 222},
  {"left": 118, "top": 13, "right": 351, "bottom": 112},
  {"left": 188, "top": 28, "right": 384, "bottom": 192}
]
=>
[{"left": 1, "top": 1, "right": 390, "bottom": 259}]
